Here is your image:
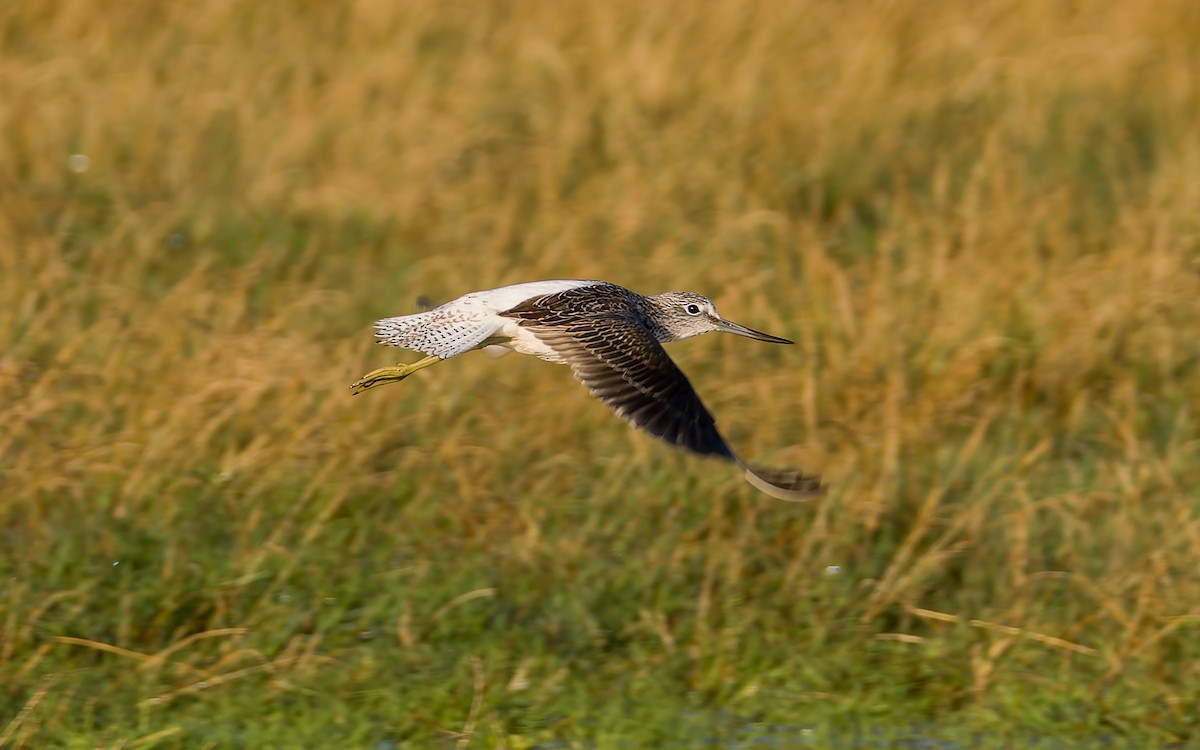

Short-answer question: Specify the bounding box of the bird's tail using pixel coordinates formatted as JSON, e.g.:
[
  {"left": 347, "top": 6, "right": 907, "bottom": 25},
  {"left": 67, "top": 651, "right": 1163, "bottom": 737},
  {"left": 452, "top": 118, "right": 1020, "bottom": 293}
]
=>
[
  {"left": 373, "top": 310, "right": 502, "bottom": 359},
  {"left": 373, "top": 311, "right": 439, "bottom": 349}
]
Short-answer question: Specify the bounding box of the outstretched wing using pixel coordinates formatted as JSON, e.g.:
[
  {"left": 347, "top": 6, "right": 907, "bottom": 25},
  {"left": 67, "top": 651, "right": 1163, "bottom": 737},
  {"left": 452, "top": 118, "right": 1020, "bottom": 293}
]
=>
[
  {"left": 502, "top": 285, "right": 826, "bottom": 501},
  {"left": 504, "top": 288, "right": 735, "bottom": 459}
]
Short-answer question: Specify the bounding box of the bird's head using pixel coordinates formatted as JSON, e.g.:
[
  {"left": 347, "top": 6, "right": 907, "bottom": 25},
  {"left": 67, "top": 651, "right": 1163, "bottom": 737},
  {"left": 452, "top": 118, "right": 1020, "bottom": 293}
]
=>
[{"left": 648, "top": 292, "right": 794, "bottom": 345}]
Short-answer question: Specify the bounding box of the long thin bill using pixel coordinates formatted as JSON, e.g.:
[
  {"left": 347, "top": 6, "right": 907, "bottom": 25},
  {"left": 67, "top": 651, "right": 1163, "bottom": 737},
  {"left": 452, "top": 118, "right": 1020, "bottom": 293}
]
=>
[{"left": 717, "top": 319, "right": 794, "bottom": 344}]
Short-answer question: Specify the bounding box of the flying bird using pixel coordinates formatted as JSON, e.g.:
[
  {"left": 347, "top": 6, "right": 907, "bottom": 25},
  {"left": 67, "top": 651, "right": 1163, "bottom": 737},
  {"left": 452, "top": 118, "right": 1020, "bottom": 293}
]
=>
[{"left": 350, "top": 280, "right": 823, "bottom": 501}]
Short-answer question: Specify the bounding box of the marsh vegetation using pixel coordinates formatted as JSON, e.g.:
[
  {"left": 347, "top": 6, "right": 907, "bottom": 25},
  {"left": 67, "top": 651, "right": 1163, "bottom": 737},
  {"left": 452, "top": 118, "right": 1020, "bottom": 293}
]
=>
[{"left": 2, "top": 0, "right": 1199, "bottom": 746}]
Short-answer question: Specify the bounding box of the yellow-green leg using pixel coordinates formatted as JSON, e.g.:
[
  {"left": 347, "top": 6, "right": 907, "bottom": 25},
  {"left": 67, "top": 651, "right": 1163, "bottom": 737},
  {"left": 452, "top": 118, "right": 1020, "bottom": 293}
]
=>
[{"left": 349, "top": 355, "right": 441, "bottom": 395}]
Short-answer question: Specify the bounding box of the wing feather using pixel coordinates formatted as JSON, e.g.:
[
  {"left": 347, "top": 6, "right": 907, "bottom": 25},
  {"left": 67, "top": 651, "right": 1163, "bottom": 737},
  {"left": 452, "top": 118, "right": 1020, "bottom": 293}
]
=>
[
  {"left": 533, "top": 320, "right": 736, "bottom": 459},
  {"left": 501, "top": 284, "right": 825, "bottom": 500},
  {"left": 502, "top": 284, "right": 733, "bottom": 458}
]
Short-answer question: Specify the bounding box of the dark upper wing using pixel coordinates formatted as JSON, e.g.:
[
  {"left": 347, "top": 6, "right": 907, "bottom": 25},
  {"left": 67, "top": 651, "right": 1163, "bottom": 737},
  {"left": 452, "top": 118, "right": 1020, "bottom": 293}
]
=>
[
  {"left": 502, "top": 284, "right": 826, "bottom": 500},
  {"left": 503, "top": 287, "right": 735, "bottom": 459}
]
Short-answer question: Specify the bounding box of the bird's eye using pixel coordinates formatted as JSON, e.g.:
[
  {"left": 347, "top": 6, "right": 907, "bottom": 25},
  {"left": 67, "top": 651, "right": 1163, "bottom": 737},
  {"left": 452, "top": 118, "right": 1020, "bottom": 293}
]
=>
[{"left": 685, "top": 303, "right": 702, "bottom": 315}]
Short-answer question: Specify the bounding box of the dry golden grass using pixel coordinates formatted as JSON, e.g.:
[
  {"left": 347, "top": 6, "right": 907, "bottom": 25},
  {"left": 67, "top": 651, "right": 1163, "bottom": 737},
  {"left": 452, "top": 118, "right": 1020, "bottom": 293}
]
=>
[{"left": 2, "top": 0, "right": 1200, "bottom": 745}]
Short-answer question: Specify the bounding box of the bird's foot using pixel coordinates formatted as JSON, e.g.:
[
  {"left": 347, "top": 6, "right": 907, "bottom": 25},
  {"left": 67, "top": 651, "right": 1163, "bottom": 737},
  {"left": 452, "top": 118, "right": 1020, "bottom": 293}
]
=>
[
  {"left": 349, "top": 364, "right": 416, "bottom": 394},
  {"left": 349, "top": 355, "right": 441, "bottom": 395}
]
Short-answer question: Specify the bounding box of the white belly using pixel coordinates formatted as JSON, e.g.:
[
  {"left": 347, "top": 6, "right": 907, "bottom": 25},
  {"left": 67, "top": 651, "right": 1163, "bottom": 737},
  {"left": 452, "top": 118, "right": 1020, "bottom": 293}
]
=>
[
  {"left": 497, "top": 319, "right": 570, "bottom": 362},
  {"left": 468, "top": 280, "right": 597, "bottom": 362},
  {"left": 375, "top": 279, "right": 600, "bottom": 359}
]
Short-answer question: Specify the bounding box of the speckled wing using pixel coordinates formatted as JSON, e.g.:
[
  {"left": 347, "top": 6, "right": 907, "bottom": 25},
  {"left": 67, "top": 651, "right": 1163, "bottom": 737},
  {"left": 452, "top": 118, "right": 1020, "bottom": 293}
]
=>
[
  {"left": 503, "top": 285, "right": 826, "bottom": 501},
  {"left": 504, "top": 290, "right": 736, "bottom": 459}
]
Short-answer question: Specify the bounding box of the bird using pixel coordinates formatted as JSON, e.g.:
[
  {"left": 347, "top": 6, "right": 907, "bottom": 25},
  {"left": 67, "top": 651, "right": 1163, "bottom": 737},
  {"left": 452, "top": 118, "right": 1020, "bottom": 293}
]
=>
[{"left": 350, "top": 280, "right": 823, "bottom": 501}]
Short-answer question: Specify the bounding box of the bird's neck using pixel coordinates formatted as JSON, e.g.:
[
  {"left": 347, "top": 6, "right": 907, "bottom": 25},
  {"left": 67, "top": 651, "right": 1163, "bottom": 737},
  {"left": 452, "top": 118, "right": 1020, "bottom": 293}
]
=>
[{"left": 642, "top": 295, "right": 685, "bottom": 343}]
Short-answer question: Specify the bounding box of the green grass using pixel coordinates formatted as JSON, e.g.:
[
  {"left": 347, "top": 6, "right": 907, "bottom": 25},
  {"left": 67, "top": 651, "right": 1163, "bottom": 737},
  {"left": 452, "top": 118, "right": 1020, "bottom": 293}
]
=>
[{"left": 3, "top": 0, "right": 1200, "bottom": 746}]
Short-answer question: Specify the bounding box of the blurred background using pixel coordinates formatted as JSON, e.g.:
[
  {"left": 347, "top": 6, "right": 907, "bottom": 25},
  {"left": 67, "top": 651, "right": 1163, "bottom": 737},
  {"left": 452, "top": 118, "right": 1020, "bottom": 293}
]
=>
[{"left": 2, "top": 0, "right": 1199, "bottom": 746}]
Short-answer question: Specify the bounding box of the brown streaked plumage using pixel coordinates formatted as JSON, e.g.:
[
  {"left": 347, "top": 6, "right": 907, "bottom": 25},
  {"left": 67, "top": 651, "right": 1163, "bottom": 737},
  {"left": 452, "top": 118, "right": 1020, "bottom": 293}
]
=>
[{"left": 350, "top": 280, "right": 823, "bottom": 501}]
